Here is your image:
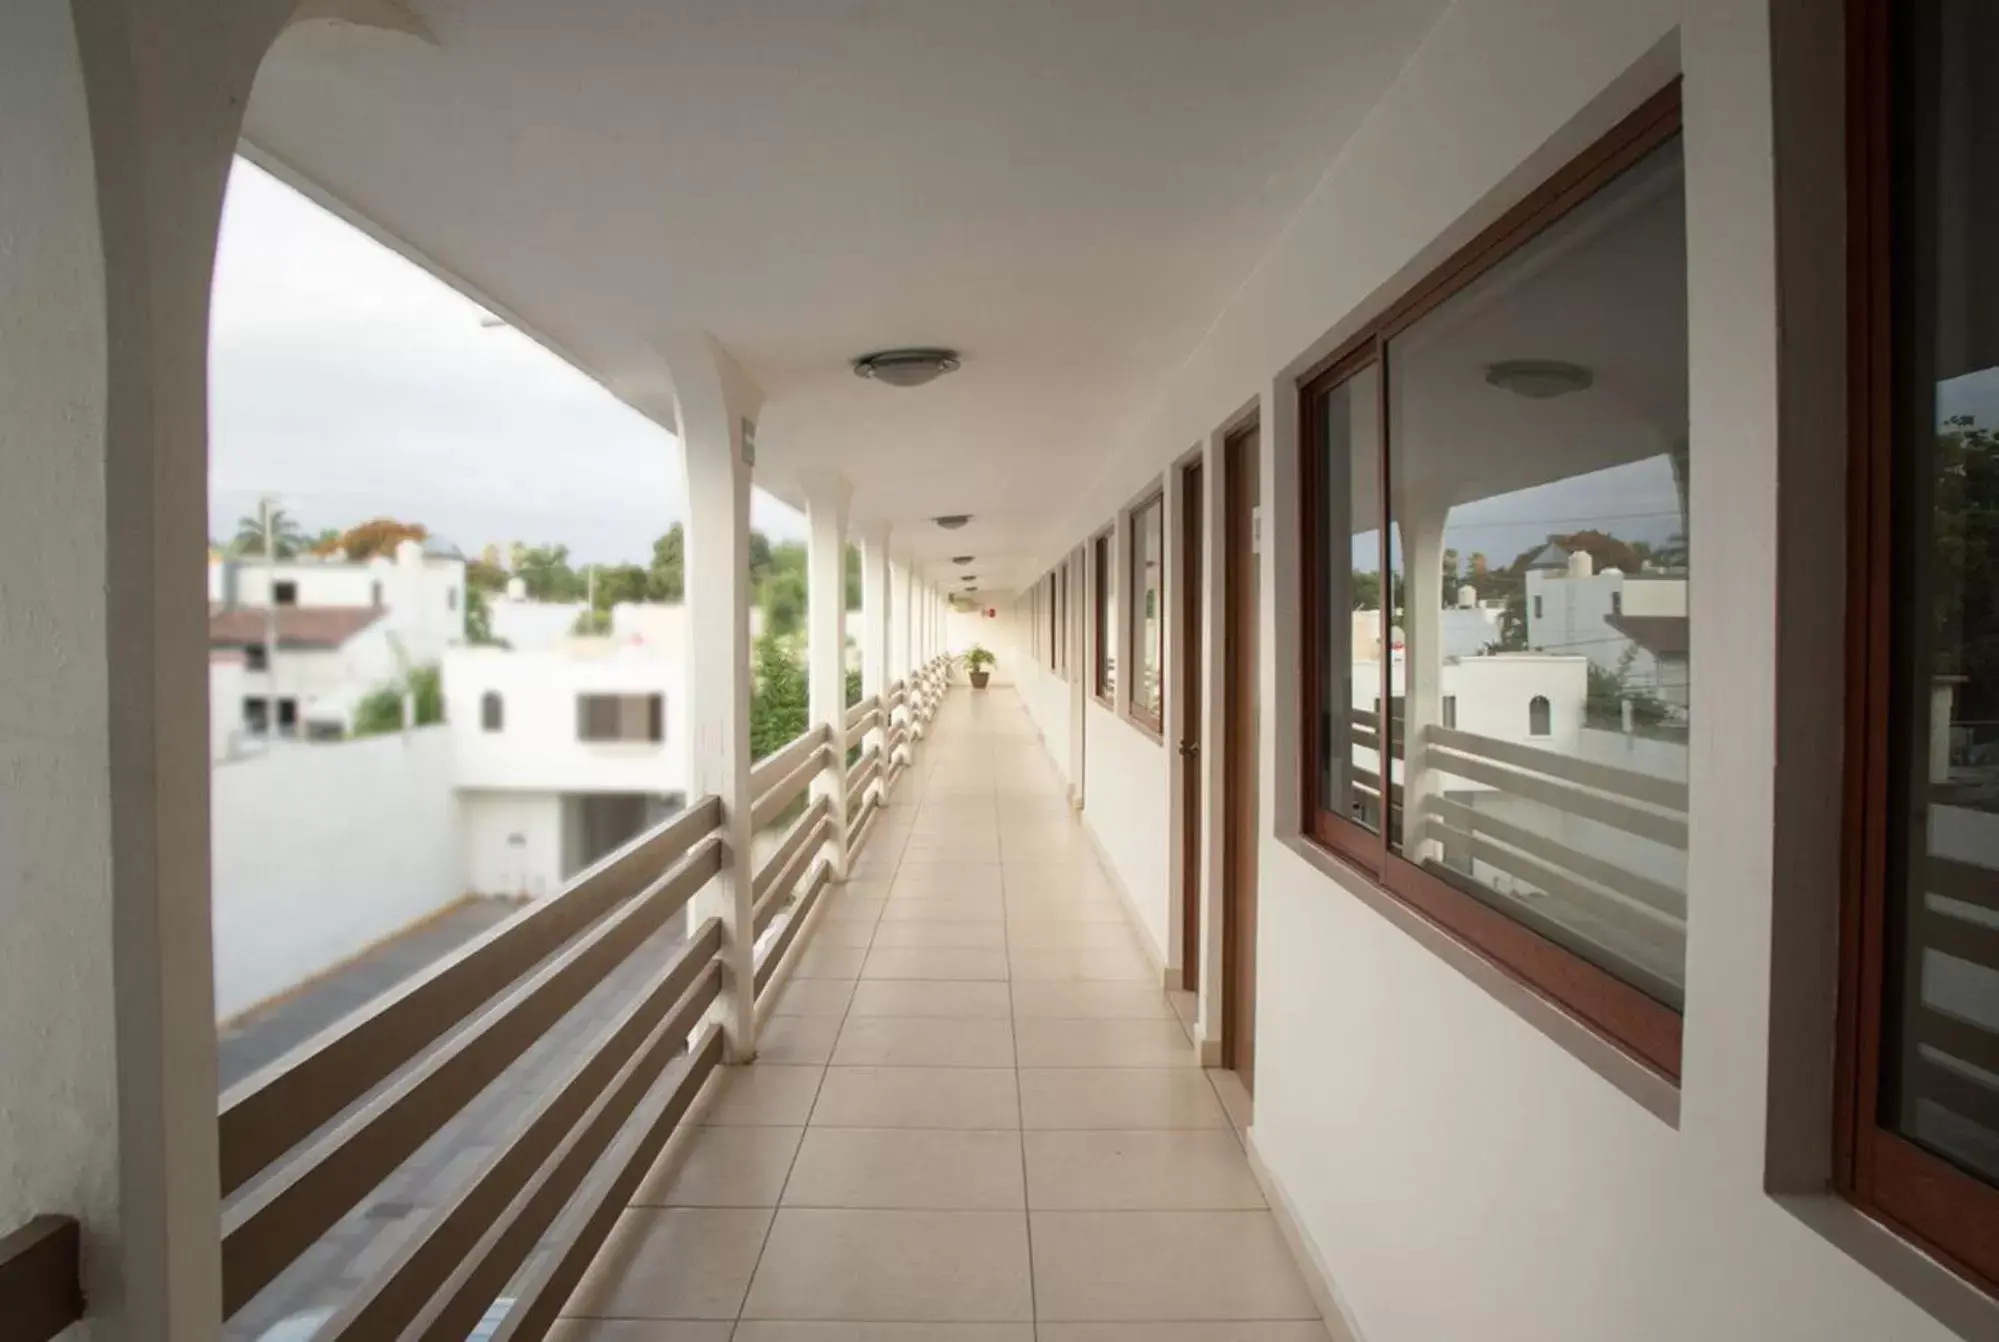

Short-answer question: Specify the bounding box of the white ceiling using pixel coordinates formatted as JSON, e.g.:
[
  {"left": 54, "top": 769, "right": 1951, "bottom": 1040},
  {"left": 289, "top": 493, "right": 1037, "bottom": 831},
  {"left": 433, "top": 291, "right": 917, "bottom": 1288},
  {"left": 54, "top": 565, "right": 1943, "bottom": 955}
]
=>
[{"left": 245, "top": 0, "right": 1448, "bottom": 591}]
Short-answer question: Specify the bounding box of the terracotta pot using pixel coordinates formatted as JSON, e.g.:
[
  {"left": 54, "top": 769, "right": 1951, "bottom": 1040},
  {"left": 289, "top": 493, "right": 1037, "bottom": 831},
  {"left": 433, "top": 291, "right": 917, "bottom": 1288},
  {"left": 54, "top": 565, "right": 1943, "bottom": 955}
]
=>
[{"left": 969, "top": 670, "right": 991, "bottom": 689}]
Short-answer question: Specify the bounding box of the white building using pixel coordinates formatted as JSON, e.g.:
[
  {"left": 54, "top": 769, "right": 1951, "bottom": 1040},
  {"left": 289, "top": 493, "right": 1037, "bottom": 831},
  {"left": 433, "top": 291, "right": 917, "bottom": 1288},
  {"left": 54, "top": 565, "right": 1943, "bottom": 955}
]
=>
[{"left": 1525, "top": 546, "right": 1690, "bottom": 708}]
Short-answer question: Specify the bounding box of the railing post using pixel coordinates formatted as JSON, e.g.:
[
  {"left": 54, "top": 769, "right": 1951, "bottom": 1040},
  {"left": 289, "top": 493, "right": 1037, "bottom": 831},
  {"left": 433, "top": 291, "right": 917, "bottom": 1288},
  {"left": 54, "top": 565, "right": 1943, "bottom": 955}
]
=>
[
  {"left": 861, "top": 525, "right": 893, "bottom": 799},
  {"left": 666, "top": 332, "right": 762, "bottom": 1062},
  {"left": 804, "top": 474, "right": 852, "bottom": 878}
]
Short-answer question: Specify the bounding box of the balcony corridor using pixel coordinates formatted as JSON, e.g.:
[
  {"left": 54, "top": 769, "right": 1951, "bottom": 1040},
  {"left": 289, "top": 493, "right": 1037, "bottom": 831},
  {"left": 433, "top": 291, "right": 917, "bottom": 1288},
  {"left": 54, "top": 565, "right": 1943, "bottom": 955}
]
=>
[{"left": 555, "top": 688, "right": 1329, "bottom": 1339}]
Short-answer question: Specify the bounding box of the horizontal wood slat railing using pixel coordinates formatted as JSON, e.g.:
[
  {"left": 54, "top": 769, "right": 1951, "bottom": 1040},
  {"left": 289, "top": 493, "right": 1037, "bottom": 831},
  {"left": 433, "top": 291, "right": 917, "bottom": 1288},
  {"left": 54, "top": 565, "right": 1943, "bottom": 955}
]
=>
[
  {"left": 748, "top": 724, "right": 832, "bottom": 801},
  {"left": 755, "top": 862, "right": 835, "bottom": 996},
  {"left": 849, "top": 792, "right": 881, "bottom": 850},
  {"left": 1422, "top": 735, "right": 1688, "bottom": 851},
  {"left": 0, "top": 1215, "right": 82, "bottom": 1342},
  {"left": 1427, "top": 795, "right": 1686, "bottom": 924},
  {"left": 1426, "top": 723, "right": 1688, "bottom": 812},
  {"left": 221, "top": 813, "right": 725, "bottom": 1317},
  {"left": 317, "top": 921, "right": 723, "bottom": 1339},
  {"left": 753, "top": 795, "right": 832, "bottom": 910},
  {"left": 754, "top": 812, "right": 834, "bottom": 937},
  {"left": 843, "top": 695, "right": 877, "bottom": 732},
  {"left": 218, "top": 795, "right": 722, "bottom": 1198},
  {"left": 849, "top": 707, "right": 882, "bottom": 740},
  {"left": 750, "top": 744, "right": 833, "bottom": 832}
]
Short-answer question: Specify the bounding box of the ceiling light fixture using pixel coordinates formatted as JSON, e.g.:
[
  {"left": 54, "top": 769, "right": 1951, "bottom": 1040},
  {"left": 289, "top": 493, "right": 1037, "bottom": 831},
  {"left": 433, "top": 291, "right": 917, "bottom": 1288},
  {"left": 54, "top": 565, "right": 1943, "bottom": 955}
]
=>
[
  {"left": 952, "top": 555, "right": 975, "bottom": 565},
  {"left": 1484, "top": 360, "right": 1593, "bottom": 400},
  {"left": 934, "top": 515, "right": 971, "bottom": 530},
  {"left": 852, "top": 348, "right": 962, "bottom": 388}
]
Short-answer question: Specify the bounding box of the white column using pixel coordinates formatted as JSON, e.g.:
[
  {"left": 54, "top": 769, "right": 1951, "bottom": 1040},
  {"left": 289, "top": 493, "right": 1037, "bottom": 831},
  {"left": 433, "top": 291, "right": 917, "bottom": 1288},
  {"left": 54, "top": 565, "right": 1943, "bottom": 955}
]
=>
[
  {"left": 665, "top": 332, "right": 763, "bottom": 1061},
  {"left": 1400, "top": 500, "right": 1448, "bottom": 866},
  {"left": 861, "top": 525, "right": 893, "bottom": 789},
  {"left": 804, "top": 475, "right": 852, "bottom": 877}
]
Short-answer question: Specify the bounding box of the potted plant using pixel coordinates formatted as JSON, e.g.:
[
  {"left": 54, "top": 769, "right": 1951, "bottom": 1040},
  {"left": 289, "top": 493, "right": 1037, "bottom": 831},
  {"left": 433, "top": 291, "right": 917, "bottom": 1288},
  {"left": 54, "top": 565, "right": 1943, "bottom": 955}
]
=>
[{"left": 964, "top": 645, "right": 996, "bottom": 689}]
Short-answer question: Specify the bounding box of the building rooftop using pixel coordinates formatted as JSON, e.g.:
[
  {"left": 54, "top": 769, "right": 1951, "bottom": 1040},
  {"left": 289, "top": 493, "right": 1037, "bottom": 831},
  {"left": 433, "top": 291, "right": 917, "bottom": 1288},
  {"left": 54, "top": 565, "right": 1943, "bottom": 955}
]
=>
[{"left": 208, "top": 605, "right": 384, "bottom": 650}]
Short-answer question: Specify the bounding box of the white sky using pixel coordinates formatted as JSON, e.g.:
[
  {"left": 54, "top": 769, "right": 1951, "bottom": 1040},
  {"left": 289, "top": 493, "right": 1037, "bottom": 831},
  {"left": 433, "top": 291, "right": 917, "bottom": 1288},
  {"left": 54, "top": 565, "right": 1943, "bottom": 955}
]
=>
[{"left": 208, "top": 158, "right": 803, "bottom": 564}]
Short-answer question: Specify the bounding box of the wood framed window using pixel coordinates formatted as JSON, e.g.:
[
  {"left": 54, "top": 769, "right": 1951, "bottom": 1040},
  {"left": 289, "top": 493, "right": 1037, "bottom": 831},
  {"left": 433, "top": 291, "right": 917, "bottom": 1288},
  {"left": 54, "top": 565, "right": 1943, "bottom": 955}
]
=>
[
  {"left": 1838, "top": 0, "right": 1999, "bottom": 1294},
  {"left": 1128, "top": 492, "right": 1165, "bottom": 735},
  {"left": 1047, "top": 573, "right": 1057, "bottom": 672},
  {"left": 1298, "top": 82, "right": 1688, "bottom": 1079},
  {"left": 1093, "top": 528, "right": 1117, "bottom": 706}
]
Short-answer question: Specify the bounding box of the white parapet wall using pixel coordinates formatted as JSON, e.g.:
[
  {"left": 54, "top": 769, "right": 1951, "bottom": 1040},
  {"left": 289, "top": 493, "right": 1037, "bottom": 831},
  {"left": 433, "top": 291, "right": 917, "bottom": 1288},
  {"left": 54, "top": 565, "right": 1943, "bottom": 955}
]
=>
[{"left": 210, "top": 726, "right": 461, "bottom": 1020}]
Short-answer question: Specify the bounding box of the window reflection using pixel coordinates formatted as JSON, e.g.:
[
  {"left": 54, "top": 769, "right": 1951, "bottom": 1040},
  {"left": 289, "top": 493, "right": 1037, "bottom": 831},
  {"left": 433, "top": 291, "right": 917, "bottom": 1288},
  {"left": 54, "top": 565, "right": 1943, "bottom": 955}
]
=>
[
  {"left": 1313, "top": 363, "right": 1385, "bottom": 833},
  {"left": 1131, "top": 496, "right": 1164, "bottom": 726}
]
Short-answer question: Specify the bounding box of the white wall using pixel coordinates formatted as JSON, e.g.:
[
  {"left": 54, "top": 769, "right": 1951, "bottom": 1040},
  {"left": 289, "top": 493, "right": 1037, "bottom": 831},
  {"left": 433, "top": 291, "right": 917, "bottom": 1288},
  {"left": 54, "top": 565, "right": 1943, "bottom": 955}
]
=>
[
  {"left": 1081, "top": 699, "right": 1171, "bottom": 965},
  {"left": 459, "top": 790, "right": 563, "bottom": 900},
  {"left": 443, "top": 645, "right": 684, "bottom": 795},
  {"left": 1015, "top": 656, "right": 1072, "bottom": 789},
  {"left": 211, "top": 727, "right": 460, "bottom": 1019},
  {"left": 1007, "top": 1, "right": 1968, "bottom": 1339}
]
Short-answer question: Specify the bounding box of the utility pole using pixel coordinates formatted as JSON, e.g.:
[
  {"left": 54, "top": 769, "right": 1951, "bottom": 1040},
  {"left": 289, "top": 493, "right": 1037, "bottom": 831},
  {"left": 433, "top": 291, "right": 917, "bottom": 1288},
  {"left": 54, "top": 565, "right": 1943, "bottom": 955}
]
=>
[{"left": 262, "top": 496, "right": 281, "bottom": 738}]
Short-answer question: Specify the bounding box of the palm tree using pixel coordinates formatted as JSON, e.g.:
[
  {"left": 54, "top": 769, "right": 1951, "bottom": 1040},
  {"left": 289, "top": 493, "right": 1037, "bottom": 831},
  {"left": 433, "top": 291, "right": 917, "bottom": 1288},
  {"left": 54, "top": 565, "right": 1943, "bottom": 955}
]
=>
[{"left": 231, "top": 507, "right": 307, "bottom": 558}]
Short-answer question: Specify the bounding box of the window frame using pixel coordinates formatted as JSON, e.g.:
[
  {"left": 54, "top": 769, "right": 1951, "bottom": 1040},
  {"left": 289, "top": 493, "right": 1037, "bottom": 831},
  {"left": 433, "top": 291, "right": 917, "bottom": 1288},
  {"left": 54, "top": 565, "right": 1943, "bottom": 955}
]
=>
[
  {"left": 1126, "top": 490, "right": 1167, "bottom": 737},
  {"left": 1837, "top": 0, "right": 1999, "bottom": 1293},
  {"left": 1295, "top": 80, "right": 1686, "bottom": 1080},
  {"left": 1092, "top": 527, "right": 1117, "bottom": 708}
]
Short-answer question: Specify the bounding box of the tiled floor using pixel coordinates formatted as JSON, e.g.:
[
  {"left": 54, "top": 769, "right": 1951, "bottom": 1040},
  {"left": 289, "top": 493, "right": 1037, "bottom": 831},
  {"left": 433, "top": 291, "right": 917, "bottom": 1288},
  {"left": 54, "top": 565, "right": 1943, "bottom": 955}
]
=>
[{"left": 556, "top": 689, "right": 1329, "bottom": 1340}]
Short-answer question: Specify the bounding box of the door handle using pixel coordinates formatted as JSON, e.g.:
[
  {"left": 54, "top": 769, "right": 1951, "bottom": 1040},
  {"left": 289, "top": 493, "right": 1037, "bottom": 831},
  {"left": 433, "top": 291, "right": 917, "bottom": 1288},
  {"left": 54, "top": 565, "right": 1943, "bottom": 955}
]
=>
[{"left": 1178, "top": 740, "right": 1200, "bottom": 759}]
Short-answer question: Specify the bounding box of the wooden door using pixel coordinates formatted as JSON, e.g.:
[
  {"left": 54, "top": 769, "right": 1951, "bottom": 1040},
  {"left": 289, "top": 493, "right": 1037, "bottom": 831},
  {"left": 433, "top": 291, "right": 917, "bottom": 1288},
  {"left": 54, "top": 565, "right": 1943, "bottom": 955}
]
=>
[
  {"left": 1221, "top": 421, "right": 1261, "bottom": 1091},
  {"left": 1179, "top": 461, "right": 1205, "bottom": 992}
]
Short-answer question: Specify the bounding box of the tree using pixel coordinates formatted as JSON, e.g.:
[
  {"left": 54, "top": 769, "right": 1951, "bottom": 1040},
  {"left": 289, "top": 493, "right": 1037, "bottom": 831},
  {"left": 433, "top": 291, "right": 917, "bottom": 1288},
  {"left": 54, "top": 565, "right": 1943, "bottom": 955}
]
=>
[
  {"left": 466, "top": 558, "right": 509, "bottom": 593},
  {"left": 748, "top": 531, "right": 775, "bottom": 590},
  {"left": 314, "top": 517, "right": 427, "bottom": 561},
  {"left": 762, "top": 567, "right": 808, "bottom": 639},
  {"left": 351, "top": 664, "right": 444, "bottom": 737},
  {"left": 649, "top": 524, "right": 685, "bottom": 601},
  {"left": 230, "top": 507, "right": 307, "bottom": 558},
  {"left": 464, "top": 584, "right": 506, "bottom": 646},
  {"left": 593, "top": 563, "right": 652, "bottom": 610},
  {"left": 846, "top": 544, "right": 863, "bottom": 610},
  {"left": 513, "top": 543, "right": 587, "bottom": 601},
  {"left": 571, "top": 608, "right": 613, "bottom": 636},
  {"left": 1585, "top": 647, "right": 1672, "bottom": 733},
  {"left": 749, "top": 629, "right": 809, "bottom": 761}
]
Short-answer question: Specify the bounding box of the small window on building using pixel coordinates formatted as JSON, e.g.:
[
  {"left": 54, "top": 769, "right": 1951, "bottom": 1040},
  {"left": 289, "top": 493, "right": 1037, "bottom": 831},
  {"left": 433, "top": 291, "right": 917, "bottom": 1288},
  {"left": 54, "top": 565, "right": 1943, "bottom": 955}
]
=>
[
  {"left": 1442, "top": 695, "right": 1458, "bottom": 730},
  {"left": 244, "top": 643, "right": 269, "bottom": 672},
  {"left": 448, "top": 588, "right": 458, "bottom": 612},
  {"left": 277, "top": 698, "right": 299, "bottom": 735},
  {"left": 273, "top": 580, "right": 298, "bottom": 606},
  {"left": 371, "top": 581, "right": 384, "bottom": 608},
  {"left": 1610, "top": 590, "right": 1623, "bottom": 615},
  {"left": 242, "top": 697, "right": 269, "bottom": 735},
  {"left": 577, "top": 693, "right": 665, "bottom": 743},
  {"left": 1527, "top": 695, "right": 1551, "bottom": 737},
  {"left": 481, "top": 691, "right": 504, "bottom": 732},
  {"left": 1532, "top": 594, "right": 1543, "bottom": 620}
]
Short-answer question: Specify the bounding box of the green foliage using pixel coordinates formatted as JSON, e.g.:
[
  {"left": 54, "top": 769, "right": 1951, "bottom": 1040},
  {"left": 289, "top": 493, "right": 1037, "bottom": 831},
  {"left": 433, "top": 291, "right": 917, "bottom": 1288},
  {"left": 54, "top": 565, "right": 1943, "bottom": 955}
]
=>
[
  {"left": 965, "top": 644, "right": 996, "bottom": 672},
  {"left": 514, "top": 543, "right": 587, "bottom": 601},
  {"left": 465, "top": 585, "right": 508, "bottom": 646},
  {"left": 749, "top": 630, "right": 809, "bottom": 761},
  {"left": 846, "top": 544, "right": 863, "bottom": 610},
  {"left": 762, "top": 567, "right": 808, "bottom": 639},
  {"left": 231, "top": 507, "right": 307, "bottom": 558},
  {"left": 1932, "top": 416, "right": 1999, "bottom": 718},
  {"left": 649, "top": 524, "right": 686, "bottom": 602},
  {"left": 352, "top": 664, "right": 444, "bottom": 737},
  {"left": 846, "top": 667, "right": 863, "bottom": 708},
  {"left": 592, "top": 563, "right": 652, "bottom": 610},
  {"left": 571, "top": 608, "right": 613, "bottom": 636},
  {"left": 1584, "top": 647, "right": 1672, "bottom": 732},
  {"left": 466, "top": 558, "right": 509, "bottom": 593}
]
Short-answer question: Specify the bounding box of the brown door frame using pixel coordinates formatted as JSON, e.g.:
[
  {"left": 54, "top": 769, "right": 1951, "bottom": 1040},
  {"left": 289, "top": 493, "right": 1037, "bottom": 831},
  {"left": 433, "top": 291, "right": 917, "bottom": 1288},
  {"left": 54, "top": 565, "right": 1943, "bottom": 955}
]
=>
[
  {"left": 1221, "top": 417, "right": 1261, "bottom": 1090},
  {"left": 1179, "top": 457, "right": 1205, "bottom": 993}
]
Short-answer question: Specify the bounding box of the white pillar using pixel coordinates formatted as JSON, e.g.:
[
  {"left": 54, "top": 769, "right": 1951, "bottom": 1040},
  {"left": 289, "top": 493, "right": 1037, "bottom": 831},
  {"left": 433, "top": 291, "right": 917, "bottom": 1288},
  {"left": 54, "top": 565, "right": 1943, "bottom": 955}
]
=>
[
  {"left": 1, "top": 2, "right": 289, "bottom": 1335},
  {"left": 804, "top": 475, "right": 852, "bottom": 877},
  {"left": 861, "top": 526, "right": 893, "bottom": 788},
  {"left": 1400, "top": 500, "right": 1449, "bottom": 865},
  {"left": 665, "top": 332, "right": 763, "bottom": 1061}
]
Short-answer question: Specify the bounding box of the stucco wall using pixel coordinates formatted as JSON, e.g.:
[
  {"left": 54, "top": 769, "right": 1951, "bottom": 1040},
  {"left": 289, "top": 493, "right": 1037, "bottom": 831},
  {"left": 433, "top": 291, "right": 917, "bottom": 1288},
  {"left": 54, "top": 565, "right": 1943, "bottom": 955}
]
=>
[
  {"left": 1009, "top": 1, "right": 1970, "bottom": 1339},
  {"left": 1081, "top": 699, "right": 1171, "bottom": 966},
  {"left": 211, "top": 727, "right": 460, "bottom": 1019},
  {"left": 1014, "top": 659, "right": 1072, "bottom": 790},
  {"left": 459, "top": 789, "right": 564, "bottom": 900},
  {"left": 442, "top": 646, "right": 684, "bottom": 795}
]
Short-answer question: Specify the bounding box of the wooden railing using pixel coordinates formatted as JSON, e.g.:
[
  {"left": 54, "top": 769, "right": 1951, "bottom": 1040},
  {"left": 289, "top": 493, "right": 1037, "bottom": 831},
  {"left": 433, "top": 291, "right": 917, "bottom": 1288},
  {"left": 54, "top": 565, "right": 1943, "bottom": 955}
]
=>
[
  {"left": 218, "top": 797, "right": 728, "bottom": 1332},
  {"left": 0, "top": 1215, "right": 82, "bottom": 1342}
]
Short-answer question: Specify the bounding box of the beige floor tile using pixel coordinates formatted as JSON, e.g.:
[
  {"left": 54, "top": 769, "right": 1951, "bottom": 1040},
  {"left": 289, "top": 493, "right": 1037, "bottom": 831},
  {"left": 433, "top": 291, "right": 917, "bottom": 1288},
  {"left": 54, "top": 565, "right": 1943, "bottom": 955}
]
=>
[
  {"left": 1036, "top": 1327, "right": 1330, "bottom": 1341},
  {"left": 784, "top": 1127, "right": 1025, "bottom": 1209},
  {"left": 1008, "top": 947, "right": 1156, "bottom": 982},
  {"left": 862, "top": 946, "right": 1011, "bottom": 981},
  {"left": 810, "top": 1066, "right": 1020, "bottom": 1128},
  {"left": 1023, "top": 1130, "right": 1265, "bottom": 1209},
  {"left": 699, "top": 1065, "right": 824, "bottom": 1126},
  {"left": 791, "top": 945, "right": 868, "bottom": 980},
  {"left": 800, "top": 920, "right": 876, "bottom": 949},
  {"left": 847, "top": 979, "right": 1014, "bottom": 1018},
  {"left": 1003, "top": 898, "right": 1128, "bottom": 925},
  {"left": 564, "top": 1206, "right": 772, "bottom": 1320},
  {"left": 768, "top": 977, "right": 858, "bottom": 1017},
  {"left": 635, "top": 1124, "right": 804, "bottom": 1207},
  {"left": 1014, "top": 1018, "right": 1196, "bottom": 1068},
  {"left": 1029, "top": 1211, "right": 1321, "bottom": 1322},
  {"left": 869, "top": 920, "right": 1009, "bottom": 949},
  {"left": 734, "top": 1325, "right": 1032, "bottom": 1341},
  {"left": 878, "top": 898, "right": 1006, "bottom": 923},
  {"left": 894, "top": 871, "right": 1007, "bottom": 898},
  {"left": 758, "top": 1015, "right": 843, "bottom": 1065},
  {"left": 833, "top": 1015, "right": 1017, "bottom": 1067},
  {"left": 1009, "top": 982, "right": 1176, "bottom": 1019},
  {"left": 1003, "top": 921, "right": 1143, "bottom": 950},
  {"left": 548, "top": 1321, "right": 734, "bottom": 1341},
  {"left": 742, "top": 1209, "right": 1033, "bottom": 1321},
  {"left": 1017, "top": 1068, "right": 1230, "bottom": 1129}
]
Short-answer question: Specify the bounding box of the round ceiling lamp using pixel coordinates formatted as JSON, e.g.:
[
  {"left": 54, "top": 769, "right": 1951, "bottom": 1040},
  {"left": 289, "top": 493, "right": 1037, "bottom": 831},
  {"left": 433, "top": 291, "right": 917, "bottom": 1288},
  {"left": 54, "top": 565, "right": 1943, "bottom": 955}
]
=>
[
  {"left": 934, "top": 515, "right": 971, "bottom": 530},
  {"left": 853, "top": 348, "right": 962, "bottom": 388},
  {"left": 952, "top": 555, "right": 975, "bottom": 565},
  {"left": 1484, "top": 360, "right": 1593, "bottom": 399}
]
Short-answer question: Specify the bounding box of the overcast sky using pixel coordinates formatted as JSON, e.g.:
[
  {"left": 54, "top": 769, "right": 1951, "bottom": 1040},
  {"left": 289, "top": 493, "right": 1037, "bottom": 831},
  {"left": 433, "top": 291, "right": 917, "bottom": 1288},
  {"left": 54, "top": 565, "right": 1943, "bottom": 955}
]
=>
[{"left": 208, "top": 158, "right": 803, "bottom": 565}]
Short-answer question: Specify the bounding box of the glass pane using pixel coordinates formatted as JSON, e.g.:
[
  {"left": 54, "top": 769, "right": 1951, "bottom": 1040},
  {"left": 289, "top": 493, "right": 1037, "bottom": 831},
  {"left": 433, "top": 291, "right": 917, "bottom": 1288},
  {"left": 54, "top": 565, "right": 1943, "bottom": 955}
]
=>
[
  {"left": 1385, "top": 134, "right": 1690, "bottom": 1008},
  {"left": 1132, "top": 497, "right": 1165, "bottom": 722},
  {"left": 1097, "top": 533, "right": 1119, "bottom": 698},
  {"left": 1312, "top": 363, "right": 1385, "bottom": 832},
  {"left": 1884, "top": 0, "right": 1999, "bottom": 1189}
]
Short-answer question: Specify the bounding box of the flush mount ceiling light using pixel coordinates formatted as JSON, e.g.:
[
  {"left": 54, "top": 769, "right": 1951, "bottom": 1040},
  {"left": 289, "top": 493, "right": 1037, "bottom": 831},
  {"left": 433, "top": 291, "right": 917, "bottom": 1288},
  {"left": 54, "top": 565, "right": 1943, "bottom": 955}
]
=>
[
  {"left": 934, "top": 515, "right": 971, "bottom": 530},
  {"left": 852, "top": 348, "right": 962, "bottom": 388},
  {"left": 1485, "top": 360, "right": 1593, "bottom": 399},
  {"left": 952, "top": 555, "right": 975, "bottom": 565}
]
